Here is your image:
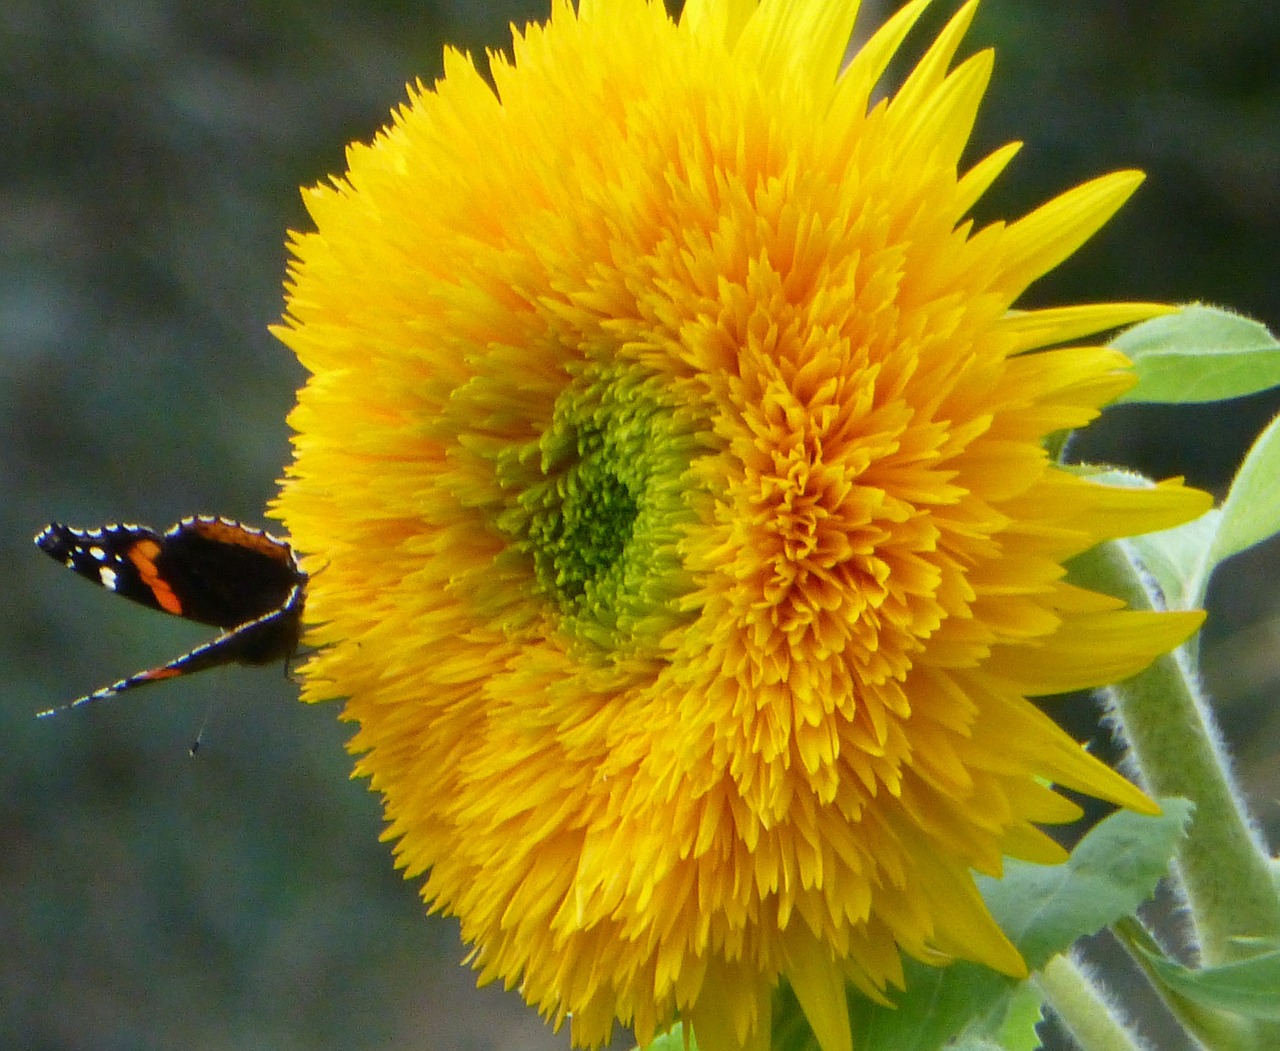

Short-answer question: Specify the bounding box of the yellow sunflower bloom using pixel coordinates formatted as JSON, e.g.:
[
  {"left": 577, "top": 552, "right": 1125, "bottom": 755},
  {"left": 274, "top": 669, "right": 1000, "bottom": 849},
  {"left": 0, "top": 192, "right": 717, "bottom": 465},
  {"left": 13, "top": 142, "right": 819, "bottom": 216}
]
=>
[{"left": 272, "top": 1, "right": 1210, "bottom": 1049}]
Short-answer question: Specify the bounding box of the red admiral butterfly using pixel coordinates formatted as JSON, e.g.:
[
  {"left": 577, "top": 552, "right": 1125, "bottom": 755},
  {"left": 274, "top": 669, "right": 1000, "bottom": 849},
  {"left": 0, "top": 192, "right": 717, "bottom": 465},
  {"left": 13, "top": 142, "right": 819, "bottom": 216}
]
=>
[{"left": 35, "top": 515, "right": 306, "bottom": 716}]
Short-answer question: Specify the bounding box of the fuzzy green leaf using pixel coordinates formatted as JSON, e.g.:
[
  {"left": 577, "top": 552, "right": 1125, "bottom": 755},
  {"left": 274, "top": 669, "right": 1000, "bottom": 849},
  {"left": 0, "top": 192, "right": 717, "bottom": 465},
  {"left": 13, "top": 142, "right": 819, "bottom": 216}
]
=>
[
  {"left": 1122, "top": 510, "right": 1221, "bottom": 612},
  {"left": 1111, "top": 305, "right": 1280, "bottom": 405},
  {"left": 1127, "top": 410, "right": 1280, "bottom": 611},
  {"left": 1208, "top": 410, "right": 1280, "bottom": 569},
  {"left": 844, "top": 801, "right": 1191, "bottom": 1051},
  {"left": 993, "top": 983, "right": 1046, "bottom": 1051},
  {"left": 1133, "top": 943, "right": 1280, "bottom": 1021},
  {"left": 847, "top": 960, "right": 1015, "bottom": 1051},
  {"left": 985, "top": 799, "right": 1193, "bottom": 971},
  {"left": 636, "top": 1023, "right": 695, "bottom": 1051}
]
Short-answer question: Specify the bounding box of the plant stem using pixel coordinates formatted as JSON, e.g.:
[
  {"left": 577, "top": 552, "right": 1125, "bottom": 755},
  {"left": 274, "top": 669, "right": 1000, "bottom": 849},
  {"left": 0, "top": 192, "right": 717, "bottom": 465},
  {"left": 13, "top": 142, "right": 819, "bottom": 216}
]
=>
[
  {"left": 1072, "top": 541, "right": 1280, "bottom": 966},
  {"left": 1036, "top": 953, "right": 1150, "bottom": 1051}
]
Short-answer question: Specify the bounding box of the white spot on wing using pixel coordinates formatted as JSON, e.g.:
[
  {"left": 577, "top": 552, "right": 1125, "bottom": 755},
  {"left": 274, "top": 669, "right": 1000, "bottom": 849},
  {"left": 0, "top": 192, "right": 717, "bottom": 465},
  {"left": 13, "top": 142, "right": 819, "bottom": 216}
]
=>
[{"left": 99, "top": 566, "right": 119, "bottom": 590}]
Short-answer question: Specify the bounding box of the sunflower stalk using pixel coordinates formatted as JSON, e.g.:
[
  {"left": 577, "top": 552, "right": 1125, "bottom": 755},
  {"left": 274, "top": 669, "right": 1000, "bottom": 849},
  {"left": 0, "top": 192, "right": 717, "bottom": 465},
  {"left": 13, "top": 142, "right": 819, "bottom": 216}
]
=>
[
  {"left": 1078, "top": 539, "right": 1280, "bottom": 961},
  {"left": 1071, "top": 538, "right": 1280, "bottom": 1048},
  {"left": 1034, "top": 952, "right": 1153, "bottom": 1051}
]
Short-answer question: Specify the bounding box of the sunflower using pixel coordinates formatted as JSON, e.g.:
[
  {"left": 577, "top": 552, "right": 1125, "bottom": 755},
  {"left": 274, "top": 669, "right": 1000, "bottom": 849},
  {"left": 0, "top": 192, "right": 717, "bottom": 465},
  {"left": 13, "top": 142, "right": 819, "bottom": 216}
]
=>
[{"left": 272, "top": 1, "right": 1209, "bottom": 1048}]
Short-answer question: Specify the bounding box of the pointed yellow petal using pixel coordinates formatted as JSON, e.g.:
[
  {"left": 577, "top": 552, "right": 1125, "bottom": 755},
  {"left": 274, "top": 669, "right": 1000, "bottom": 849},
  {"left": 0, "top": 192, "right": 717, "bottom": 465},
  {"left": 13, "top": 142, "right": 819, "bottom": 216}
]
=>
[
  {"left": 952, "top": 140, "right": 1022, "bottom": 220},
  {"left": 682, "top": 0, "right": 756, "bottom": 51},
  {"left": 687, "top": 964, "right": 771, "bottom": 1051},
  {"left": 1001, "top": 302, "right": 1177, "bottom": 353},
  {"left": 1001, "top": 346, "right": 1136, "bottom": 415},
  {"left": 735, "top": 0, "right": 862, "bottom": 96},
  {"left": 785, "top": 931, "right": 854, "bottom": 1051},
  {"left": 986, "top": 609, "right": 1204, "bottom": 695},
  {"left": 1062, "top": 475, "right": 1214, "bottom": 541},
  {"left": 1005, "top": 823, "right": 1071, "bottom": 865},
  {"left": 997, "top": 170, "right": 1146, "bottom": 294},
  {"left": 889, "top": 0, "right": 980, "bottom": 115},
  {"left": 968, "top": 679, "right": 1161, "bottom": 814},
  {"left": 892, "top": 820, "right": 1028, "bottom": 977},
  {"left": 893, "top": 48, "right": 993, "bottom": 172},
  {"left": 835, "top": 0, "right": 933, "bottom": 116}
]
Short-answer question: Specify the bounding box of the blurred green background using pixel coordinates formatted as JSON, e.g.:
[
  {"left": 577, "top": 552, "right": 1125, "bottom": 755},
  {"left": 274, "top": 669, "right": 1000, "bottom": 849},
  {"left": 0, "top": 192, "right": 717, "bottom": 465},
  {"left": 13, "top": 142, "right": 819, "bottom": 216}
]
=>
[{"left": 3, "top": 2, "right": 1276, "bottom": 1049}]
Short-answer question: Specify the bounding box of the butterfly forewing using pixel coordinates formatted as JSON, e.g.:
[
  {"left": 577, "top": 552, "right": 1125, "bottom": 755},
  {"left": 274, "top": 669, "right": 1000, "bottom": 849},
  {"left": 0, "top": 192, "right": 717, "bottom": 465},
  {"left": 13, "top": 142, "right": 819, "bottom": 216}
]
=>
[{"left": 36, "top": 522, "right": 182, "bottom": 619}]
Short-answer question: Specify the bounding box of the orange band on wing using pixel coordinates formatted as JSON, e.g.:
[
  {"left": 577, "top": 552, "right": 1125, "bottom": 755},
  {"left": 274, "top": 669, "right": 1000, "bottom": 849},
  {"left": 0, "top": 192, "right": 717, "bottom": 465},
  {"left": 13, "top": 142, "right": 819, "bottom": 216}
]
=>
[{"left": 127, "top": 539, "right": 184, "bottom": 615}]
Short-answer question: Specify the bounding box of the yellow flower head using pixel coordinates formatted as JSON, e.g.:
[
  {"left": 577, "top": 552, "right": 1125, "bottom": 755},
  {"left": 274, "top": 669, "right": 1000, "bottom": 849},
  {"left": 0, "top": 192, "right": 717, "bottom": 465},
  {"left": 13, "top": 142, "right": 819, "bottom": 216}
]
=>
[{"left": 273, "top": 1, "right": 1209, "bottom": 1048}]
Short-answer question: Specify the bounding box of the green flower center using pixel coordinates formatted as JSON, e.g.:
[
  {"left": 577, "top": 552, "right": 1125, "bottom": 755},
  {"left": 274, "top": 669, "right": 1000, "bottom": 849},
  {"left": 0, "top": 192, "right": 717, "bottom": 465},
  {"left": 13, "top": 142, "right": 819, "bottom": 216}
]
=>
[
  {"left": 495, "top": 364, "right": 702, "bottom": 653},
  {"left": 527, "top": 435, "right": 640, "bottom": 602}
]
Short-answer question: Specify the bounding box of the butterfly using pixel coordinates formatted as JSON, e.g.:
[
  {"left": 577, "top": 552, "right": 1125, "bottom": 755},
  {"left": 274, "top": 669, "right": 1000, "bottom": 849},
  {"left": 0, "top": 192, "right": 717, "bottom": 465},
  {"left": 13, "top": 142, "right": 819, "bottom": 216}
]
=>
[{"left": 34, "top": 515, "right": 306, "bottom": 716}]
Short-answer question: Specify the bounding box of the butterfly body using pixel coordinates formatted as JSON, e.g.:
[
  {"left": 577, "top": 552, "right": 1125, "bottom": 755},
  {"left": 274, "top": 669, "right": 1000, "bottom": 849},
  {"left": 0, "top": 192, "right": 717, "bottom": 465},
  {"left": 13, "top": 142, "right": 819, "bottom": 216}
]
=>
[{"left": 35, "top": 515, "right": 306, "bottom": 714}]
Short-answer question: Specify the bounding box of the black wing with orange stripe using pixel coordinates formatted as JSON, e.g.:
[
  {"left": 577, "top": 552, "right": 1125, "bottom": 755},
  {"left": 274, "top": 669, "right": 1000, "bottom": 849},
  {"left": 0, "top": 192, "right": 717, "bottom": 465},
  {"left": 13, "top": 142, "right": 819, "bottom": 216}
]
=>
[{"left": 34, "top": 515, "right": 307, "bottom": 714}]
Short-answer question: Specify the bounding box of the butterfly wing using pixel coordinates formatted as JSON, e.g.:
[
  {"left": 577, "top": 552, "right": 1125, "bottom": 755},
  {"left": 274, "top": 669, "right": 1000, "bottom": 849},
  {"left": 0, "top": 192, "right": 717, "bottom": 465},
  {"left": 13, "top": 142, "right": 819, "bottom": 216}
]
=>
[
  {"left": 34, "top": 516, "right": 307, "bottom": 716},
  {"left": 35, "top": 522, "right": 186, "bottom": 619},
  {"left": 35, "top": 517, "right": 301, "bottom": 629}
]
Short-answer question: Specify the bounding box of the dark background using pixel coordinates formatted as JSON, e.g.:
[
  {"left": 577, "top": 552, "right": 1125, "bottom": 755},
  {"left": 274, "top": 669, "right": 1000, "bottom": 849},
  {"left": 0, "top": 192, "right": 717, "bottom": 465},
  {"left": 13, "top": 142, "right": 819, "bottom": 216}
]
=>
[{"left": 3, "top": 2, "right": 1276, "bottom": 1049}]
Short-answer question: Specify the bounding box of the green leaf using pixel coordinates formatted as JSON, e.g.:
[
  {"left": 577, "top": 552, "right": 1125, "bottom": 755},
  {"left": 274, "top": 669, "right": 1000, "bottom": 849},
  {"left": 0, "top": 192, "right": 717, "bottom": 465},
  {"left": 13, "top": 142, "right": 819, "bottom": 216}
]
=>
[
  {"left": 636, "top": 1022, "right": 696, "bottom": 1051},
  {"left": 847, "top": 959, "right": 1016, "bottom": 1051},
  {"left": 992, "top": 983, "right": 1046, "bottom": 1051},
  {"left": 649, "top": 807, "right": 1189, "bottom": 1051},
  {"left": 1111, "top": 305, "right": 1280, "bottom": 405},
  {"left": 1132, "top": 943, "right": 1280, "bottom": 1021},
  {"left": 844, "top": 801, "right": 1192, "bottom": 1051},
  {"left": 983, "top": 799, "right": 1193, "bottom": 972},
  {"left": 1208, "top": 410, "right": 1280, "bottom": 569},
  {"left": 773, "top": 985, "right": 823, "bottom": 1051},
  {"left": 1121, "top": 509, "right": 1221, "bottom": 611},
  {"left": 1126, "top": 410, "right": 1280, "bottom": 610}
]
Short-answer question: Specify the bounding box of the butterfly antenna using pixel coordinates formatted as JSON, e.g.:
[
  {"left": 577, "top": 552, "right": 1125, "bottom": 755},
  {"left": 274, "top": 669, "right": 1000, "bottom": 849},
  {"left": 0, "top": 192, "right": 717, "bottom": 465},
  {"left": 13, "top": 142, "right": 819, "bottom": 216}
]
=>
[{"left": 189, "top": 697, "right": 220, "bottom": 756}]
